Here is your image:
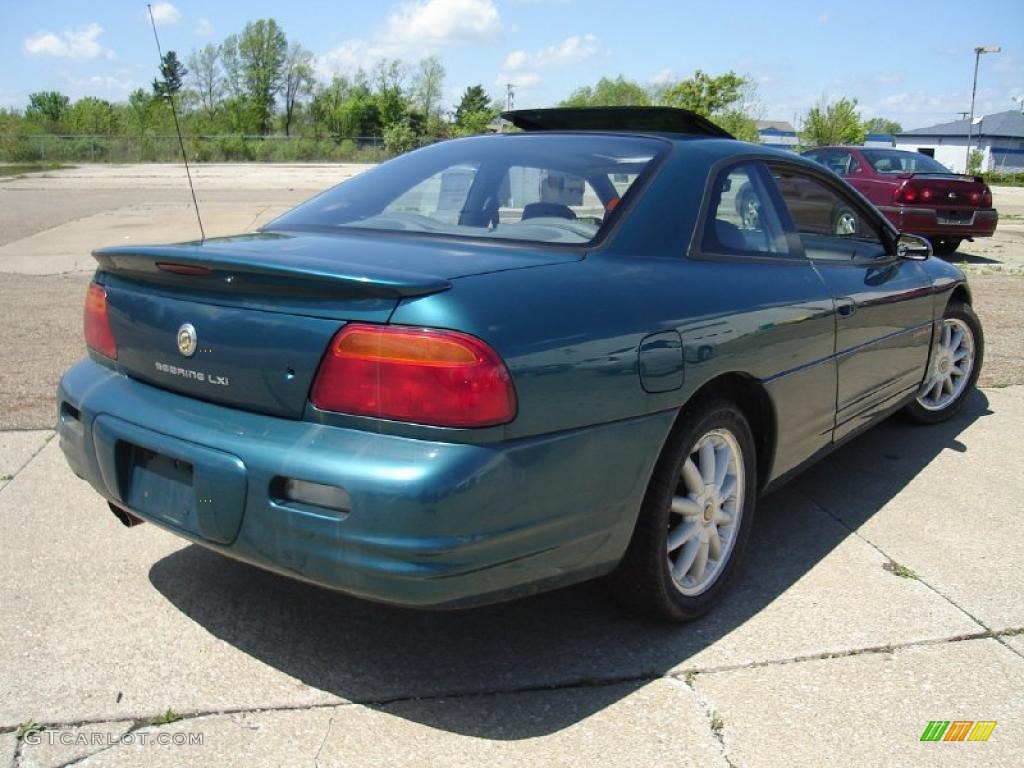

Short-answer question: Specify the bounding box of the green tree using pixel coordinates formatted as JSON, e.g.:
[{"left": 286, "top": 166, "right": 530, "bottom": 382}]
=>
[
  {"left": 282, "top": 42, "right": 314, "bottom": 136},
  {"left": 659, "top": 70, "right": 746, "bottom": 115},
  {"left": 152, "top": 51, "right": 187, "bottom": 100},
  {"left": 863, "top": 117, "right": 902, "bottom": 136},
  {"left": 561, "top": 75, "right": 651, "bottom": 107},
  {"left": 124, "top": 88, "right": 157, "bottom": 135},
  {"left": 25, "top": 91, "right": 70, "bottom": 128},
  {"left": 68, "top": 97, "right": 118, "bottom": 134},
  {"left": 413, "top": 56, "right": 446, "bottom": 130},
  {"left": 235, "top": 19, "right": 288, "bottom": 134},
  {"left": 372, "top": 59, "right": 409, "bottom": 129},
  {"left": 800, "top": 97, "right": 865, "bottom": 147},
  {"left": 454, "top": 85, "right": 493, "bottom": 123},
  {"left": 383, "top": 120, "right": 420, "bottom": 155},
  {"left": 188, "top": 45, "right": 224, "bottom": 120}
]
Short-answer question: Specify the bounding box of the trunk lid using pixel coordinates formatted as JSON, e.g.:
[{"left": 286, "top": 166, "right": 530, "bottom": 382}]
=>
[
  {"left": 897, "top": 173, "right": 990, "bottom": 209},
  {"left": 95, "top": 230, "right": 580, "bottom": 419}
]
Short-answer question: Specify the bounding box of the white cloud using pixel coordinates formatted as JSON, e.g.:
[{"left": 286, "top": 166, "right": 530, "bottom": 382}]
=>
[
  {"left": 502, "top": 34, "right": 599, "bottom": 72},
  {"left": 60, "top": 72, "right": 137, "bottom": 98},
  {"left": 495, "top": 71, "right": 540, "bottom": 88},
  {"left": 148, "top": 2, "right": 182, "bottom": 26},
  {"left": 650, "top": 68, "right": 674, "bottom": 86},
  {"left": 194, "top": 18, "right": 215, "bottom": 36},
  {"left": 317, "top": 0, "right": 502, "bottom": 77},
  {"left": 386, "top": 0, "right": 501, "bottom": 46},
  {"left": 817, "top": 13, "right": 829, "bottom": 25},
  {"left": 23, "top": 23, "right": 114, "bottom": 60}
]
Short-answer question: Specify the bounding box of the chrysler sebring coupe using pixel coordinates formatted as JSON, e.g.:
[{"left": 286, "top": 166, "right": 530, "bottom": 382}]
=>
[{"left": 57, "top": 107, "right": 983, "bottom": 621}]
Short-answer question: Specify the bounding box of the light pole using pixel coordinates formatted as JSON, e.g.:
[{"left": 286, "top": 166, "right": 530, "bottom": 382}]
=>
[{"left": 965, "top": 45, "right": 1000, "bottom": 173}]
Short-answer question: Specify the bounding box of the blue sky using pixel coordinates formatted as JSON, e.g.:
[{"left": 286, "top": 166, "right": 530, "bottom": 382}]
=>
[{"left": 2, "top": 0, "right": 1022, "bottom": 130}]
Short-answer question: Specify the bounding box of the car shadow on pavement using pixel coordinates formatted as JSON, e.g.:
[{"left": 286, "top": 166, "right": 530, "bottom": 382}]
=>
[
  {"left": 940, "top": 251, "right": 1002, "bottom": 266},
  {"left": 149, "top": 391, "right": 992, "bottom": 740}
]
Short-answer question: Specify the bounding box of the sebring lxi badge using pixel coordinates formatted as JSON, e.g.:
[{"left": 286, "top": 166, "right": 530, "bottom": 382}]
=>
[
  {"left": 153, "top": 323, "right": 230, "bottom": 387},
  {"left": 177, "top": 323, "right": 198, "bottom": 357}
]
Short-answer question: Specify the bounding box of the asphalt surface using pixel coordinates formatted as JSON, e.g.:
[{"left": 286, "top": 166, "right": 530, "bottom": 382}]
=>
[{"left": 0, "top": 165, "right": 1022, "bottom": 767}]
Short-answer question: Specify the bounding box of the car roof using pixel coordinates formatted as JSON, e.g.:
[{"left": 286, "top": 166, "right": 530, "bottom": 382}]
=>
[{"left": 501, "top": 107, "right": 734, "bottom": 138}]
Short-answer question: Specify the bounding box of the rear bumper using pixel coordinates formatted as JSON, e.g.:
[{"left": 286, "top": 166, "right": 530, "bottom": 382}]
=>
[
  {"left": 57, "top": 360, "right": 672, "bottom": 608},
  {"left": 877, "top": 205, "right": 998, "bottom": 239}
]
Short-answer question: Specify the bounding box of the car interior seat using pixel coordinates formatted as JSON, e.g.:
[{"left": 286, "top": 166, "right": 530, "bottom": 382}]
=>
[{"left": 521, "top": 202, "right": 577, "bottom": 221}]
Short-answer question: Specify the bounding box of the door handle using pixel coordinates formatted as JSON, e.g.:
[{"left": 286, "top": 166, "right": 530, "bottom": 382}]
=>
[{"left": 836, "top": 297, "right": 857, "bottom": 318}]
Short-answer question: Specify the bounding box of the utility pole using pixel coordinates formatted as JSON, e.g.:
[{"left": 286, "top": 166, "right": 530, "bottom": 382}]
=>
[
  {"left": 965, "top": 45, "right": 1000, "bottom": 172},
  {"left": 505, "top": 83, "right": 515, "bottom": 111}
]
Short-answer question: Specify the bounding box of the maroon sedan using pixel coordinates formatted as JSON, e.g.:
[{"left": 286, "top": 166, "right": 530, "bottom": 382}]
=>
[{"left": 801, "top": 147, "right": 997, "bottom": 255}]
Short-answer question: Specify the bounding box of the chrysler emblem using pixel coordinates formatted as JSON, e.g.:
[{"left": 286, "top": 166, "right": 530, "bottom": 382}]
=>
[
  {"left": 948, "top": 192, "right": 957, "bottom": 200},
  {"left": 177, "top": 323, "right": 198, "bottom": 357}
]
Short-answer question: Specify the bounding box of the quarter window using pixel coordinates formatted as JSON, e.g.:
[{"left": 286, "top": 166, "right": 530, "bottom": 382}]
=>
[{"left": 701, "top": 163, "right": 788, "bottom": 257}]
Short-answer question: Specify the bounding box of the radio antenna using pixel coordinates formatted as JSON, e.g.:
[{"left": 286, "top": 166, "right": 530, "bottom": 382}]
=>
[{"left": 146, "top": 3, "right": 205, "bottom": 241}]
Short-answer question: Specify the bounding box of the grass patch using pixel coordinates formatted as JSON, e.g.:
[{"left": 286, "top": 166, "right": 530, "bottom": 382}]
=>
[
  {"left": 883, "top": 560, "right": 917, "bottom": 579},
  {"left": 0, "top": 162, "right": 67, "bottom": 178},
  {"left": 150, "top": 708, "right": 181, "bottom": 726},
  {"left": 0, "top": 474, "right": 12, "bottom": 481},
  {"left": 709, "top": 710, "right": 725, "bottom": 735},
  {"left": 15, "top": 721, "right": 43, "bottom": 741}
]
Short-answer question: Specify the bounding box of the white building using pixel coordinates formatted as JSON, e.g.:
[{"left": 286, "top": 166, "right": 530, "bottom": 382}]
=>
[{"left": 895, "top": 110, "right": 1024, "bottom": 173}]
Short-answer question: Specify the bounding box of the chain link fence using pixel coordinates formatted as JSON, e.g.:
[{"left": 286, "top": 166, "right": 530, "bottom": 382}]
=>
[{"left": 0, "top": 135, "right": 436, "bottom": 164}]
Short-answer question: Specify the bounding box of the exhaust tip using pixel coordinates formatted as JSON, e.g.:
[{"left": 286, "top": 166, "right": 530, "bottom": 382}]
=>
[{"left": 108, "top": 502, "right": 145, "bottom": 528}]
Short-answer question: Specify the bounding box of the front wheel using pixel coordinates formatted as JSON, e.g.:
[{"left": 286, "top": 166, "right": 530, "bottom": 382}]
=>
[
  {"left": 609, "top": 399, "right": 757, "bottom": 622},
  {"left": 903, "top": 301, "right": 983, "bottom": 424}
]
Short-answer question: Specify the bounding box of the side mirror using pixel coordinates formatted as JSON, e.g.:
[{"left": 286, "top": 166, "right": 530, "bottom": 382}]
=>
[{"left": 896, "top": 233, "right": 931, "bottom": 261}]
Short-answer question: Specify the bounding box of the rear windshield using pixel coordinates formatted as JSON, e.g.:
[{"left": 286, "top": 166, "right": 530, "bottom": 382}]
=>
[
  {"left": 862, "top": 150, "right": 952, "bottom": 175},
  {"left": 269, "top": 134, "right": 665, "bottom": 245}
]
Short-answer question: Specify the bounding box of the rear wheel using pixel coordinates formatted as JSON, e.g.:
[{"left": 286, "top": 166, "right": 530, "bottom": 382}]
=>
[
  {"left": 609, "top": 398, "right": 757, "bottom": 622},
  {"left": 832, "top": 205, "right": 858, "bottom": 235},
  {"left": 929, "top": 237, "right": 962, "bottom": 256},
  {"left": 903, "top": 301, "right": 983, "bottom": 424}
]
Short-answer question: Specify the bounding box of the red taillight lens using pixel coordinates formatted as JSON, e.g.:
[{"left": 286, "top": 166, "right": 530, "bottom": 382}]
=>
[
  {"left": 893, "top": 183, "right": 914, "bottom": 203},
  {"left": 84, "top": 283, "right": 117, "bottom": 360},
  {"left": 981, "top": 187, "right": 992, "bottom": 207},
  {"left": 310, "top": 324, "right": 517, "bottom": 428}
]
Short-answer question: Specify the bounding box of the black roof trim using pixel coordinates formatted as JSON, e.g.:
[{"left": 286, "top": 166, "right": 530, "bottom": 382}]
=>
[{"left": 501, "top": 106, "right": 733, "bottom": 138}]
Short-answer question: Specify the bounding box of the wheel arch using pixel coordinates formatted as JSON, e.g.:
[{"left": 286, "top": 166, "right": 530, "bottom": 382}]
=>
[
  {"left": 670, "top": 372, "right": 777, "bottom": 493},
  {"left": 948, "top": 281, "right": 972, "bottom": 308}
]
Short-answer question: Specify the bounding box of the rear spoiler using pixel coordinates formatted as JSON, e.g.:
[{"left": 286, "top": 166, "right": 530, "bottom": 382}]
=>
[
  {"left": 92, "top": 245, "right": 451, "bottom": 299},
  {"left": 895, "top": 172, "right": 983, "bottom": 183},
  {"left": 501, "top": 106, "right": 734, "bottom": 138}
]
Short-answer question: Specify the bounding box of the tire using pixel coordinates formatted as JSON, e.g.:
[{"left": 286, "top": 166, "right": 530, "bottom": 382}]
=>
[
  {"left": 608, "top": 398, "right": 757, "bottom": 622},
  {"left": 903, "top": 301, "right": 983, "bottom": 424},
  {"left": 832, "top": 205, "right": 858, "bottom": 235},
  {"left": 929, "top": 237, "right": 962, "bottom": 256}
]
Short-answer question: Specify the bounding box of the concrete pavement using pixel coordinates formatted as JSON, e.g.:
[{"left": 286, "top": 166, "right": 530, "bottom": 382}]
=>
[{"left": 1, "top": 387, "right": 1021, "bottom": 766}]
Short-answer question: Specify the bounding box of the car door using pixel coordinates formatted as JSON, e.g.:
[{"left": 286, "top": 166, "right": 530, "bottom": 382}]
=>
[
  {"left": 766, "top": 162, "right": 934, "bottom": 441},
  {"left": 685, "top": 160, "right": 838, "bottom": 480}
]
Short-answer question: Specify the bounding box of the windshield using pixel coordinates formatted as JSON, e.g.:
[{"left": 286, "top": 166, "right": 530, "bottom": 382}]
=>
[
  {"left": 862, "top": 149, "right": 952, "bottom": 175},
  {"left": 268, "top": 134, "right": 666, "bottom": 245}
]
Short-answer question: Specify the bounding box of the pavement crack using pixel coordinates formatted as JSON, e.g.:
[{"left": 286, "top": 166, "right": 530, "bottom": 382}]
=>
[
  {"left": 313, "top": 714, "right": 334, "bottom": 768},
  {"left": 0, "top": 431, "right": 54, "bottom": 495},
  {"left": 793, "top": 486, "right": 1024, "bottom": 662},
  {"left": 676, "top": 676, "right": 736, "bottom": 768}
]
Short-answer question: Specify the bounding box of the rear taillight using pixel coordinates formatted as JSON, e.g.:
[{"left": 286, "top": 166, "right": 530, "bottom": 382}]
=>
[
  {"left": 981, "top": 186, "right": 992, "bottom": 207},
  {"left": 893, "top": 182, "right": 917, "bottom": 203},
  {"left": 84, "top": 283, "right": 117, "bottom": 360},
  {"left": 310, "top": 324, "right": 517, "bottom": 428}
]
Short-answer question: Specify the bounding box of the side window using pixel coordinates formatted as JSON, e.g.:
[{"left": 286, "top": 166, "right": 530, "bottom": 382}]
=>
[
  {"left": 385, "top": 163, "right": 479, "bottom": 224},
  {"left": 770, "top": 168, "right": 887, "bottom": 259},
  {"left": 701, "top": 163, "right": 788, "bottom": 257}
]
